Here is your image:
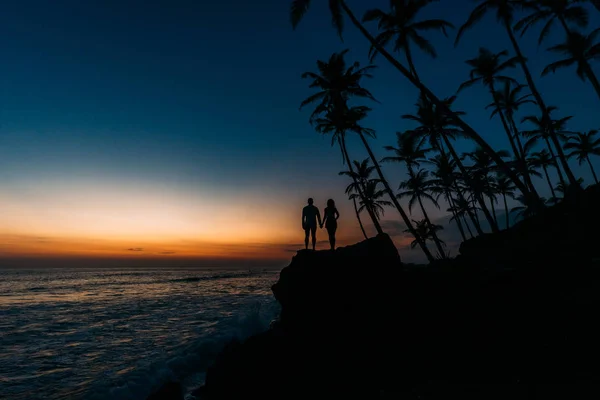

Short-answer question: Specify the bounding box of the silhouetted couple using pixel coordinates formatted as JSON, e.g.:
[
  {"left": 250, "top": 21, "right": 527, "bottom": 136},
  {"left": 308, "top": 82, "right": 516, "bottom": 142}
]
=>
[{"left": 302, "top": 198, "right": 339, "bottom": 251}]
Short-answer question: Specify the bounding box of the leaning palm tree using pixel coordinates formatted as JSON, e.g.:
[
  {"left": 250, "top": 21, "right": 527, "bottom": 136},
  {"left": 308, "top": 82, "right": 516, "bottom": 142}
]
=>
[
  {"left": 402, "top": 93, "right": 488, "bottom": 234},
  {"left": 362, "top": 0, "right": 454, "bottom": 81},
  {"left": 542, "top": 28, "right": 600, "bottom": 101},
  {"left": 318, "top": 103, "right": 436, "bottom": 262},
  {"left": 397, "top": 169, "right": 446, "bottom": 258},
  {"left": 405, "top": 219, "right": 445, "bottom": 256},
  {"left": 486, "top": 81, "right": 536, "bottom": 162},
  {"left": 313, "top": 105, "right": 384, "bottom": 234},
  {"left": 458, "top": 47, "right": 523, "bottom": 161},
  {"left": 290, "top": 0, "right": 533, "bottom": 198},
  {"left": 455, "top": 0, "right": 579, "bottom": 187},
  {"left": 351, "top": 179, "right": 393, "bottom": 221},
  {"left": 299, "top": 49, "right": 377, "bottom": 122},
  {"left": 463, "top": 147, "right": 512, "bottom": 228},
  {"left": 495, "top": 173, "right": 517, "bottom": 229},
  {"left": 515, "top": 0, "right": 589, "bottom": 44},
  {"left": 339, "top": 159, "right": 376, "bottom": 239},
  {"left": 427, "top": 154, "right": 468, "bottom": 241},
  {"left": 521, "top": 106, "right": 575, "bottom": 188},
  {"left": 530, "top": 149, "right": 560, "bottom": 199},
  {"left": 564, "top": 130, "right": 600, "bottom": 184},
  {"left": 300, "top": 50, "right": 386, "bottom": 234},
  {"left": 511, "top": 194, "right": 545, "bottom": 221},
  {"left": 381, "top": 130, "right": 430, "bottom": 174},
  {"left": 448, "top": 196, "right": 477, "bottom": 238}
]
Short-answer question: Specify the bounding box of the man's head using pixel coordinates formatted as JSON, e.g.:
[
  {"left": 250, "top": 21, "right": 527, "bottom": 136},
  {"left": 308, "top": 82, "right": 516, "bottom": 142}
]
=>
[{"left": 307, "top": 198, "right": 314, "bottom": 205}]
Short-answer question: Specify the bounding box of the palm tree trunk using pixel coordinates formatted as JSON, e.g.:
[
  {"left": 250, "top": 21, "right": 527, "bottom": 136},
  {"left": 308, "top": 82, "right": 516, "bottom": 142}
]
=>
[
  {"left": 542, "top": 165, "right": 557, "bottom": 199},
  {"left": 503, "top": 21, "right": 579, "bottom": 187},
  {"left": 490, "top": 82, "right": 521, "bottom": 160},
  {"left": 339, "top": 0, "right": 532, "bottom": 201},
  {"left": 463, "top": 214, "right": 475, "bottom": 238},
  {"left": 472, "top": 196, "right": 481, "bottom": 227},
  {"left": 437, "top": 138, "right": 485, "bottom": 234},
  {"left": 582, "top": 61, "right": 600, "bottom": 102},
  {"left": 353, "top": 196, "right": 369, "bottom": 239},
  {"left": 544, "top": 137, "right": 567, "bottom": 188},
  {"left": 440, "top": 134, "right": 499, "bottom": 232},
  {"left": 356, "top": 131, "right": 435, "bottom": 263},
  {"left": 417, "top": 194, "right": 446, "bottom": 258},
  {"left": 509, "top": 116, "right": 539, "bottom": 195},
  {"left": 489, "top": 196, "right": 498, "bottom": 226},
  {"left": 446, "top": 191, "right": 467, "bottom": 242},
  {"left": 339, "top": 138, "right": 384, "bottom": 234},
  {"left": 502, "top": 193, "right": 510, "bottom": 230},
  {"left": 404, "top": 44, "right": 420, "bottom": 82},
  {"left": 587, "top": 156, "right": 599, "bottom": 184},
  {"left": 508, "top": 115, "right": 526, "bottom": 160}
]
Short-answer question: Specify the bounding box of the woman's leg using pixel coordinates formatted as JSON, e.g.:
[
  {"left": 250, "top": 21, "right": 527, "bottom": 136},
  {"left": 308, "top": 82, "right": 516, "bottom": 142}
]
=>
[{"left": 327, "top": 225, "right": 337, "bottom": 250}]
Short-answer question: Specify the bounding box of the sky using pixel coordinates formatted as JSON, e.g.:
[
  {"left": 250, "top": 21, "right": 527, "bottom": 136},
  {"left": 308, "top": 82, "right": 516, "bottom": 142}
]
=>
[{"left": 1, "top": 0, "right": 599, "bottom": 267}]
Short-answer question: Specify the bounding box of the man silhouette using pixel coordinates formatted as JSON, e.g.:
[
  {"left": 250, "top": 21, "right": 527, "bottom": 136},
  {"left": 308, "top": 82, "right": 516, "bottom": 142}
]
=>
[{"left": 302, "top": 198, "right": 322, "bottom": 251}]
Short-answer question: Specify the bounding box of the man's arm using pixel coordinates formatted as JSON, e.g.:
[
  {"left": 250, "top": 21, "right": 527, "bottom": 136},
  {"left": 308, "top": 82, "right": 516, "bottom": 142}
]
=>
[
  {"left": 317, "top": 208, "right": 322, "bottom": 226},
  {"left": 301, "top": 208, "right": 306, "bottom": 228}
]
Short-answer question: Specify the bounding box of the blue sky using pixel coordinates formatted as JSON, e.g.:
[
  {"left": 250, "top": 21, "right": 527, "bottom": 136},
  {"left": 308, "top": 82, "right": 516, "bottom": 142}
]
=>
[{"left": 1, "top": 0, "right": 599, "bottom": 265}]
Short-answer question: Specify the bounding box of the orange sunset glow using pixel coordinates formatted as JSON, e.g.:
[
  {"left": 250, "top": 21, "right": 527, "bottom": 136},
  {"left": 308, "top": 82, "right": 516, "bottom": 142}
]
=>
[{"left": 1, "top": 177, "right": 400, "bottom": 265}]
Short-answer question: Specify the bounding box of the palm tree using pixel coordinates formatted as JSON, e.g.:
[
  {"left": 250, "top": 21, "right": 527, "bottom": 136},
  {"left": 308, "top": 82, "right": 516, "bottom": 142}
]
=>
[
  {"left": 459, "top": 47, "right": 523, "bottom": 162},
  {"left": 448, "top": 196, "right": 477, "bottom": 238},
  {"left": 317, "top": 103, "right": 436, "bottom": 262},
  {"left": 362, "top": 0, "right": 454, "bottom": 81},
  {"left": 486, "top": 81, "right": 536, "bottom": 163},
  {"left": 299, "top": 49, "right": 377, "bottom": 121},
  {"left": 486, "top": 81, "right": 540, "bottom": 196},
  {"left": 564, "top": 130, "right": 600, "bottom": 184},
  {"left": 351, "top": 179, "right": 393, "bottom": 220},
  {"left": 515, "top": 0, "right": 589, "bottom": 44},
  {"left": 313, "top": 105, "right": 384, "bottom": 234},
  {"left": 463, "top": 147, "right": 512, "bottom": 226},
  {"left": 301, "top": 50, "right": 384, "bottom": 234},
  {"left": 542, "top": 28, "right": 600, "bottom": 101},
  {"left": 339, "top": 159, "right": 376, "bottom": 239},
  {"left": 530, "top": 149, "right": 559, "bottom": 198},
  {"left": 381, "top": 130, "right": 430, "bottom": 171},
  {"left": 495, "top": 173, "right": 517, "bottom": 229},
  {"left": 290, "top": 0, "right": 533, "bottom": 198},
  {"left": 405, "top": 219, "right": 445, "bottom": 254},
  {"left": 521, "top": 106, "right": 575, "bottom": 188},
  {"left": 556, "top": 176, "right": 585, "bottom": 197},
  {"left": 402, "top": 93, "right": 488, "bottom": 234},
  {"left": 455, "top": 0, "right": 580, "bottom": 187},
  {"left": 397, "top": 169, "right": 446, "bottom": 258},
  {"left": 511, "top": 194, "right": 546, "bottom": 220},
  {"left": 427, "top": 154, "right": 468, "bottom": 241}
]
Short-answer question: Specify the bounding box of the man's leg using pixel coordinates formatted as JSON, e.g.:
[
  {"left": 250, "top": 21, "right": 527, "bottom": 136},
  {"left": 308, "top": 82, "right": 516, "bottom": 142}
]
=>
[
  {"left": 304, "top": 228, "right": 309, "bottom": 250},
  {"left": 311, "top": 226, "right": 317, "bottom": 250}
]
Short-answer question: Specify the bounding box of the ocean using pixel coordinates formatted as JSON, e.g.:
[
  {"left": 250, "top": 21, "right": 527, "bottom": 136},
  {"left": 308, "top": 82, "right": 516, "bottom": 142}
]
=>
[{"left": 0, "top": 267, "right": 281, "bottom": 400}]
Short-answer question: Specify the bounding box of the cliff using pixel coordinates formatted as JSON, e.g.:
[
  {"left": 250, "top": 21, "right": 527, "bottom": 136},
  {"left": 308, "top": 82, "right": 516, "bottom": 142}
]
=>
[{"left": 149, "top": 185, "right": 600, "bottom": 400}]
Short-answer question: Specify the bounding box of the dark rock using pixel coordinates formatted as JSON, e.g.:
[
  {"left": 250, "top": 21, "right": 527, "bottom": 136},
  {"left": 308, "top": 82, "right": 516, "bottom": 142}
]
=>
[
  {"left": 146, "top": 381, "right": 183, "bottom": 400},
  {"left": 199, "top": 189, "right": 600, "bottom": 400}
]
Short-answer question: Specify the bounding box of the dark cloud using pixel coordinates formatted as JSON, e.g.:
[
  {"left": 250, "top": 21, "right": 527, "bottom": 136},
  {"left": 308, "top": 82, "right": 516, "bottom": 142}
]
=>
[
  {"left": 158, "top": 251, "right": 175, "bottom": 255},
  {"left": 127, "top": 248, "right": 144, "bottom": 252}
]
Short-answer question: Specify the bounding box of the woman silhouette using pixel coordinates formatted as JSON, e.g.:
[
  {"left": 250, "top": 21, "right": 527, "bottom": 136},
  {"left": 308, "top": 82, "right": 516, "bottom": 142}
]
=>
[{"left": 321, "top": 199, "right": 340, "bottom": 250}]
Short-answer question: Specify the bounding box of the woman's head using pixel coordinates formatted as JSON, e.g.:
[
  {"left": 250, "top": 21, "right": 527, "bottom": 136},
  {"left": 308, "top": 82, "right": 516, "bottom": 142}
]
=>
[{"left": 327, "top": 199, "right": 335, "bottom": 208}]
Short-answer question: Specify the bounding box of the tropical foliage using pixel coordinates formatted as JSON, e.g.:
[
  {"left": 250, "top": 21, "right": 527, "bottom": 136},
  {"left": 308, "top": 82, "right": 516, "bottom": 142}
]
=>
[{"left": 291, "top": 0, "right": 600, "bottom": 263}]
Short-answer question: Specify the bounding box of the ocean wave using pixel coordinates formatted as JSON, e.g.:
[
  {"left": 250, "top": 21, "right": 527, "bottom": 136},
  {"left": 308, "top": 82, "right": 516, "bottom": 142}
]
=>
[
  {"left": 169, "top": 272, "right": 262, "bottom": 283},
  {"left": 85, "top": 299, "right": 280, "bottom": 400}
]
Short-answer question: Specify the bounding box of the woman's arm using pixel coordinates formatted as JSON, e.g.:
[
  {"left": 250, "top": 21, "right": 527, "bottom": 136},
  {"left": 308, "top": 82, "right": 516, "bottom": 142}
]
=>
[
  {"left": 321, "top": 209, "right": 327, "bottom": 228},
  {"left": 335, "top": 208, "right": 340, "bottom": 220}
]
